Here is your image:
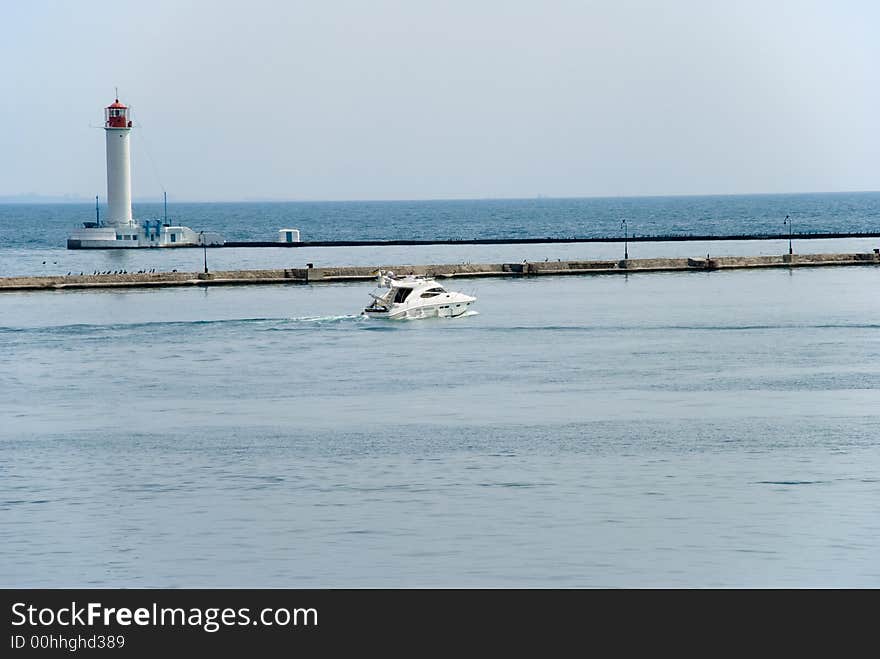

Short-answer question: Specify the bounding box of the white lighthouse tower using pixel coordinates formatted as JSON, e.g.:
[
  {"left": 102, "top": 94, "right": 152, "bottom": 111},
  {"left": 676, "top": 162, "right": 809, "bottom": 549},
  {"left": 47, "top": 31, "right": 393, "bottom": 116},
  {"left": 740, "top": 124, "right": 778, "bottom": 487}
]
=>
[
  {"left": 67, "top": 95, "right": 223, "bottom": 249},
  {"left": 104, "top": 98, "right": 133, "bottom": 226}
]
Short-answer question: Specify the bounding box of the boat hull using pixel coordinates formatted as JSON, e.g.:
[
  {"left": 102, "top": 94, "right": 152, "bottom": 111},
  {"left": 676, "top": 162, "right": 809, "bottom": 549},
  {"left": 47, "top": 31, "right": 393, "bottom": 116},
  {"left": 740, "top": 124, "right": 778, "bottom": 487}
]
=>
[{"left": 364, "top": 300, "right": 474, "bottom": 320}]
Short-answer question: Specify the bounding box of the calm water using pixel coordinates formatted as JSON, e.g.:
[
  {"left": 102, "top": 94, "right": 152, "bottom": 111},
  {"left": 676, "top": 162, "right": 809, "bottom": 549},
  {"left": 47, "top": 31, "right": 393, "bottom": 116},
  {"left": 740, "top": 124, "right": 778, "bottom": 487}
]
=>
[
  {"left": 2, "top": 195, "right": 880, "bottom": 586},
  {"left": 2, "top": 266, "right": 880, "bottom": 586}
]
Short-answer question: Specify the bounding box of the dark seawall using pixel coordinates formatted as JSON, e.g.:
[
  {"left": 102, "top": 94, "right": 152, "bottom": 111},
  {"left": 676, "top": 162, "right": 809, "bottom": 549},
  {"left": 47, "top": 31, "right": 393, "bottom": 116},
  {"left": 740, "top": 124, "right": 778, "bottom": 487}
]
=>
[
  {"left": 63, "top": 231, "right": 880, "bottom": 249},
  {"left": 224, "top": 231, "right": 880, "bottom": 248}
]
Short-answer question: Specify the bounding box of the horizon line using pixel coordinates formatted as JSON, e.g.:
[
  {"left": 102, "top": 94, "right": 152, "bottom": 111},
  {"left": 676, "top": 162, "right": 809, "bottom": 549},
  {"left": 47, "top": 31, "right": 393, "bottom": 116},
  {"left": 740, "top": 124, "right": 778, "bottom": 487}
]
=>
[{"left": 1, "top": 189, "right": 879, "bottom": 205}]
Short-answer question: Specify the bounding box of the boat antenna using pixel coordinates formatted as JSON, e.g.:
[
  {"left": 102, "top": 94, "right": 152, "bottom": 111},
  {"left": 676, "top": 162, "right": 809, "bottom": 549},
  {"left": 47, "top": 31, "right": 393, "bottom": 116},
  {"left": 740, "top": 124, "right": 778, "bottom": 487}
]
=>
[{"left": 164, "top": 191, "right": 168, "bottom": 225}]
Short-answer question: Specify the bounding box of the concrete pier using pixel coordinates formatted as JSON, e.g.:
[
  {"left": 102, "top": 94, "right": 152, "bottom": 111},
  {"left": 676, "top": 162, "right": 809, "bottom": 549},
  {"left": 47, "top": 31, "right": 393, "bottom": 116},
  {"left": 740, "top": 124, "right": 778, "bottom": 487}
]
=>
[{"left": 1, "top": 252, "right": 878, "bottom": 292}]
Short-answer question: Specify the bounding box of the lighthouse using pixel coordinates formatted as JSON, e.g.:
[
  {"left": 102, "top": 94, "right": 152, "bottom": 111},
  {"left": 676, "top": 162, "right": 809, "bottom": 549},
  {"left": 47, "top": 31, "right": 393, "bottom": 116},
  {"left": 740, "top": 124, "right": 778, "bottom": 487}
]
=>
[
  {"left": 104, "top": 98, "right": 133, "bottom": 225},
  {"left": 66, "top": 95, "right": 224, "bottom": 249}
]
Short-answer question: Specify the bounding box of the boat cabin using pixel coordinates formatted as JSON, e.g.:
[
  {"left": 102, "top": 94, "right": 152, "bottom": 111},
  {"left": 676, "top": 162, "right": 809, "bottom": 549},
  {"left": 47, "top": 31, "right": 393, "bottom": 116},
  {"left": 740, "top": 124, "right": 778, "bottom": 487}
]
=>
[
  {"left": 391, "top": 282, "right": 446, "bottom": 303},
  {"left": 417, "top": 286, "right": 446, "bottom": 299}
]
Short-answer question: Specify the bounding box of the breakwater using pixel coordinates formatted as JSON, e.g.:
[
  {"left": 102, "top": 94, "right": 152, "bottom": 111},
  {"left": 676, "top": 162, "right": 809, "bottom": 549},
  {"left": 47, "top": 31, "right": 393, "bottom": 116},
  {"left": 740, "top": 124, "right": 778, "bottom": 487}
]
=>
[
  {"left": 2, "top": 251, "right": 878, "bottom": 292},
  {"left": 225, "top": 231, "right": 880, "bottom": 248},
  {"left": 64, "top": 231, "right": 880, "bottom": 249}
]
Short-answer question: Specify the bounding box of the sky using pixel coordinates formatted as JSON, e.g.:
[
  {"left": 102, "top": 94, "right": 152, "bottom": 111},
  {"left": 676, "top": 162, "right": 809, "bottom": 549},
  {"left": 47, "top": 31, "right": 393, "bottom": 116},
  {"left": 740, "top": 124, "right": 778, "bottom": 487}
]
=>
[{"left": 1, "top": 0, "right": 878, "bottom": 201}]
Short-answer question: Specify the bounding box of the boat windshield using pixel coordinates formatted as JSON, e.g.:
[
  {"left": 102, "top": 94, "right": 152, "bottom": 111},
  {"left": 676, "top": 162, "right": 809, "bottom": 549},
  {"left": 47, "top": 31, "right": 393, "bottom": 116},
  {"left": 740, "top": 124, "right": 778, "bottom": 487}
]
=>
[{"left": 393, "top": 287, "right": 413, "bottom": 303}]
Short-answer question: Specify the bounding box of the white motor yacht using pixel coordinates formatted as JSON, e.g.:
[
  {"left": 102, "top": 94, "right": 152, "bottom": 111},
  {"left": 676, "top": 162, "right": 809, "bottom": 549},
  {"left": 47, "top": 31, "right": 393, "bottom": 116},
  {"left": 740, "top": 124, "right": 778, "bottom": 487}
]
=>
[{"left": 363, "top": 272, "right": 476, "bottom": 319}]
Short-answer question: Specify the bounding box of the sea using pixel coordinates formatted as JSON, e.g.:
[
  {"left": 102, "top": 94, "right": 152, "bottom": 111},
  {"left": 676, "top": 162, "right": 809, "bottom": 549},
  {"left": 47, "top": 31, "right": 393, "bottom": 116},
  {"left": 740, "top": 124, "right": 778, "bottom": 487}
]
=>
[{"left": 2, "top": 193, "right": 879, "bottom": 587}]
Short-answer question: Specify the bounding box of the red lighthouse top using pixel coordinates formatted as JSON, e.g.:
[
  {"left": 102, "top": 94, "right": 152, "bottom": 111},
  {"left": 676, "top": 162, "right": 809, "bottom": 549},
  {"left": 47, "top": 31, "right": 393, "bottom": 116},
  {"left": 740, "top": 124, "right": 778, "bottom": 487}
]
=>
[{"left": 105, "top": 99, "right": 131, "bottom": 128}]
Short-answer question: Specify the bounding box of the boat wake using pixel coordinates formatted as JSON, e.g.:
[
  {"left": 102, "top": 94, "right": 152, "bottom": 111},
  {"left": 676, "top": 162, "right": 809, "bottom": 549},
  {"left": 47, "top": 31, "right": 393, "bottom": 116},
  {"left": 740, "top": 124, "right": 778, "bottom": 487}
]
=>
[{"left": 283, "top": 314, "right": 367, "bottom": 324}]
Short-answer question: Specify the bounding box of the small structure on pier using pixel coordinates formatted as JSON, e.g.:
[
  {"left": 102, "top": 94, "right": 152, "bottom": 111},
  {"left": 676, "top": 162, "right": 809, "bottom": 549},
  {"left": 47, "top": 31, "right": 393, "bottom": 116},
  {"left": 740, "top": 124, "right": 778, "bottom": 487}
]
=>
[
  {"left": 278, "top": 229, "right": 302, "bottom": 243},
  {"left": 278, "top": 229, "right": 301, "bottom": 243}
]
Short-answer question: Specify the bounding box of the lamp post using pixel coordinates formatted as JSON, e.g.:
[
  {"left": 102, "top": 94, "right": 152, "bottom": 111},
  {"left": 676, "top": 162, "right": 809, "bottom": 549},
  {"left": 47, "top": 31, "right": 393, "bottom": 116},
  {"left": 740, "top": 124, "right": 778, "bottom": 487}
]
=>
[
  {"left": 784, "top": 215, "right": 792, "bottom": 255},
  {"left": 200, "top": 231, "right": 208, "bottom": 274},
  {"left": 620, "top": 219, "right": 629, "bottom": 260}
]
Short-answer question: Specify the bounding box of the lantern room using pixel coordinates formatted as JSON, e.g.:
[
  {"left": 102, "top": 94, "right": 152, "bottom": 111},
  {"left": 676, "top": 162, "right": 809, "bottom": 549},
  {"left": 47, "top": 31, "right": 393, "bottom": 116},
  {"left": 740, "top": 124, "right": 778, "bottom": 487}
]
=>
[{"left": 105, "top": 100, "right": 131, "bottom": 128}]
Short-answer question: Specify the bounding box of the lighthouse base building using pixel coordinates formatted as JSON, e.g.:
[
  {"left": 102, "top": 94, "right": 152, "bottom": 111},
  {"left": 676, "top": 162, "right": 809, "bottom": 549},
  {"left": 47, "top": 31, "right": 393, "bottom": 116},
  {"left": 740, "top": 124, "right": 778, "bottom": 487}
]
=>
[
  {"left": 67, "top": 97, "right": 223, "bottom": 249},
  {"left": 67, "top": 221, "right": 223, "bottom": 249}
]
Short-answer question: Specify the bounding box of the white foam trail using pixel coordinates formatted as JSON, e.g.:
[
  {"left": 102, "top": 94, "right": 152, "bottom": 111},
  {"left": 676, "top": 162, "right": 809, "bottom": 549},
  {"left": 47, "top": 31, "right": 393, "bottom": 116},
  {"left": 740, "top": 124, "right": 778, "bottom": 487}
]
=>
[{"left": 287, "top": 314, "right": 364, "bottom": 323}]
